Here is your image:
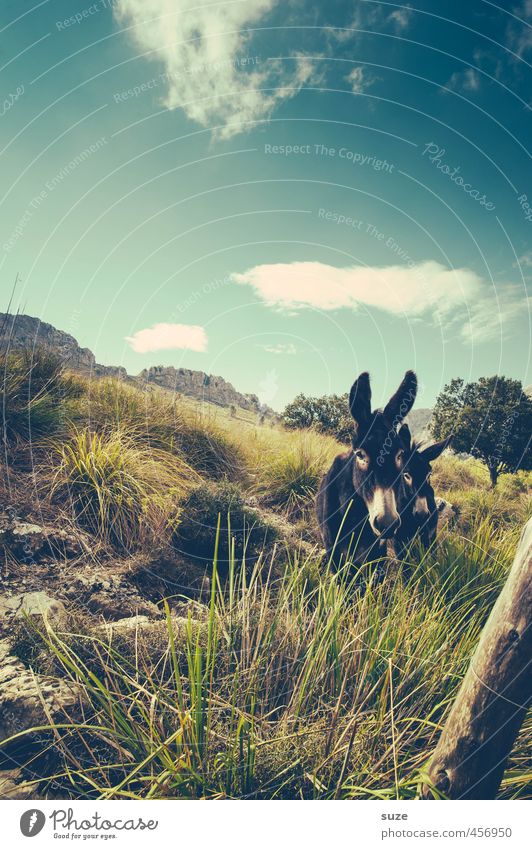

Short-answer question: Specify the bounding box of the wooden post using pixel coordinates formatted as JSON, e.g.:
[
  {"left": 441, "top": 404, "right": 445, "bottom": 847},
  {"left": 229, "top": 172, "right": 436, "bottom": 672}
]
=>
[{"left": 423, "top": 517, "right": 532, "bottom": 799}]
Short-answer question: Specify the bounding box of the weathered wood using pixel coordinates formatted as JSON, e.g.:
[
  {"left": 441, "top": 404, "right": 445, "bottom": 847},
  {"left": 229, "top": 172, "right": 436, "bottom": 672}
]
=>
[{"left": 423, "top": 517, "right": 532, "bottom": 799}]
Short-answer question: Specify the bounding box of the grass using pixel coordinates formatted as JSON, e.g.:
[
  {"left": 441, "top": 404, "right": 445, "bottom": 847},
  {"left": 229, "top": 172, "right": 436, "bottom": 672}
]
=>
[
  {"left": 253, "top": 429, "right": 338, "bottom": 518},
  {"left": 49, "top": 427, "right": 198, "bottom": 550},
  {"left": 78, "top": 377, "right": 248, "bottom": 482},
  {"left": 0, "top": 347, "right": 81, "bottom": 447},
  {"left": 3, "top": 518, "right": 528, "bottom": 800},
  {"left": 0, "top": 363, "right": 531, "bottom": 800}
]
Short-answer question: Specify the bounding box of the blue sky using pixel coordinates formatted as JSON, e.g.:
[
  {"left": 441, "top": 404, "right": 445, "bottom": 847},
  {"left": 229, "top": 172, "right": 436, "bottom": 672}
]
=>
[{"left": 1, "top": 0, "right": 531, "bottom": 409}]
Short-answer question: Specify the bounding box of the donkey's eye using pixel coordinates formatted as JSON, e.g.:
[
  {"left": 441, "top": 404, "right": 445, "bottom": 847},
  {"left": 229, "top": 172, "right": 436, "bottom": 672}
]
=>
[
  {"left": 403, "top": 471, "right": 413, "bottom": 485},
  {"left": 395, "top": 449, "right": 405, "bottom": 467},
  {"left": 354, "top": 449, "right": 369, "bottom": 466}
]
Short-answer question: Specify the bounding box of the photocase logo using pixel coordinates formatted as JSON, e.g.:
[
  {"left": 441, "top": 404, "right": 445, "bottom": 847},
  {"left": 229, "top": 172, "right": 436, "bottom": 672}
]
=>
[{"left": 20, "top": 810, "right": 46, "bottom": 837}]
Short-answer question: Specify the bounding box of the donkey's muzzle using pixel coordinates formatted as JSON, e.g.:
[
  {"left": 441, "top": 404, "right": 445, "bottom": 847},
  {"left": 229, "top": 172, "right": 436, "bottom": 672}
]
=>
[
  {"left": 367, "top": 486, "right": 401, "bottom": 538},
  {"left": 372, "top": 514, "right": 402, "bottom": 538}
]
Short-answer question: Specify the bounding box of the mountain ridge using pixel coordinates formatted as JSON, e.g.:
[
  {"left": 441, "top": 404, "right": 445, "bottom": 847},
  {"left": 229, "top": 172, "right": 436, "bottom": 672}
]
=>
[{"left": 0, "top": 312, "right": 269, "bottom": 415}]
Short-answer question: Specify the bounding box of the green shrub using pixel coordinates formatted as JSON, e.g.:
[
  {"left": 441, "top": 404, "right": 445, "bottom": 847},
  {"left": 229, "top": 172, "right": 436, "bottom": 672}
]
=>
[{"left": 173, "top": 481, "right": 277, "bottom": 569}]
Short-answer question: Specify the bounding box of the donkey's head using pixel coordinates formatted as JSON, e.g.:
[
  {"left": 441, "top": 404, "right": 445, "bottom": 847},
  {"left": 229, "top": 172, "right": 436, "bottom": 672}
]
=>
[
  {"left": 349, "top": 370, "right": 417, "bottom": 538},
  {"left": 398, "top": 424, "right": 452, "bottom": 521}
]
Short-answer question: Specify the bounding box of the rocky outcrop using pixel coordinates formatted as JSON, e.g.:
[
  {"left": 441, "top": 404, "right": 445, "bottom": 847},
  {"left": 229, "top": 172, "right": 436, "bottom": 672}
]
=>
[
  {"left": 0, "top": 637, "right": 79, "bottom": 742},
  {"left": 138, "top": 365, "right": 267, "bottom": 413},
  {"left": 0, "top": 515, "right": 91, "bottom": 562},
  {"left": 0, "top": 312, "right": 95, "bottom": 370},
  {"left": 0, "top": 312, "right": 126, "bottom": 379}
]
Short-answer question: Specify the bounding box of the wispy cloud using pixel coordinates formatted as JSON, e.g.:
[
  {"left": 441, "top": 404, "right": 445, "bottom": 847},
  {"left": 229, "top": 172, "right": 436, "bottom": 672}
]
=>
[
  {"left": 257, "top": 369, "right": 279, "bottom": 406},
  {"left": 114, "top": 0, "right": 317, "bottom": 139},
  {"left": 447, "top": 67, "right": 481, "bottom": 93},
  {"left": 346, "top": 66, "right": 375, "bottom": 93},
  {"left": 261, "top": 342, "right": 297, "bottom": 355},
  {"left": 233, "top": 260, "right": 526, "bottom": 342},
  {"left": 388, "top": 6, "right": 413, "bottom": 33},
  {"left": 330, "top": 2, "right": 413, "bottom": 41},
  {"left": 125, "top": 323, "right": 208, "bottom": 353},
  {"left": 507, "top": 2, "right": 532, "bottom": 56},
  {"left": 515, "top": 250, "right": 532, "bottom": 268}
]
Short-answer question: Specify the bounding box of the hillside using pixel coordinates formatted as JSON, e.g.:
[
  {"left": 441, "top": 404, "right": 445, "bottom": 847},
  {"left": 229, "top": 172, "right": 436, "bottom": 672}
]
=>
[
  {"left": 0, "top": 344, "right": 530, "bottom": 801},
  {"left": 0, "top": 312, "right": 268, "bottom": 415}
]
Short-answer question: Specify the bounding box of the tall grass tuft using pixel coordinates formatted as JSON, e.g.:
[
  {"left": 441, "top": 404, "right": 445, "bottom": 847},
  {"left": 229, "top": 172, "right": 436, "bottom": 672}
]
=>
[
  {"left": 254, "top": 430, "right": 335, "bottom": 518},
  {"left": 49, "top": 427, "right": 199, "bottom": 550},
  {"left": 0, "top": 347, "right": 81, "bottom": 447}
]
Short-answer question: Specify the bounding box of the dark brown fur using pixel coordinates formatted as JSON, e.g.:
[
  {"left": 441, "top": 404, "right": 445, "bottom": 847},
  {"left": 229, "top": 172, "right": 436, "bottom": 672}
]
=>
[{"left": 316, "top": 371, "right": 417, "bottom": 570}]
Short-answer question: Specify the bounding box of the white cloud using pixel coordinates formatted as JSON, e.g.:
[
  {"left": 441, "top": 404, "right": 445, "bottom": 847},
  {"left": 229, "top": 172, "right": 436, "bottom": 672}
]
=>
[
  {"left": 447, "top": 68, "right": 481, "bottom": 92},
  {"left": 330, "top": 3, "right": 412, "bottom": 42},
  {"left": 515, "top": 251, "right": 532, "bottom": 268},
  {"left": 388, "top": 7, "right": 413, "bottom": 32},
  {"left": 125, "top": 322, "right": 208, "bottom": 353},
  {"left": 462, "top": 297, "right": 525, "bottom": 343},
  {"left": 114, "top": 0, "right": 316, "bottom": 139},
  {"left": 233, "top": 260, "right": 526, "bottom": 342},
  {"left": 507, "top": 2, "right": 532, "bottom": 56},
  {"left": 346, "top": 66, "right": 375, "bottom": 94},
  {"left": 261, "top": 342, "right": 297, "bottom": 355}
]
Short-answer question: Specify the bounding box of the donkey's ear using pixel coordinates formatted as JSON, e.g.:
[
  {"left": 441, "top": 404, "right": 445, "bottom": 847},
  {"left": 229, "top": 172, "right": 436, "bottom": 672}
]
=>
[
  {"left": 419, "top": 435, "right": 452, "bottom": 462},
  {"left": 349, "top": 372, "right": 372, "bottom": 429},
  {"left": 398, "top": 423, "right": 412, "bottom": 449},
  {"left": 383, "top": 370, "right": 417, "bottom": 425}
]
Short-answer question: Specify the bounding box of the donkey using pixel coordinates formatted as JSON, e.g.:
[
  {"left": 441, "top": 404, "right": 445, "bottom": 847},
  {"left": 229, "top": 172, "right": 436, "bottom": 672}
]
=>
[
  {"left": 394, "top": 423, "right": 452, "bottom": 556},
  {"left": 316, "top": 370, "right": 417, "bottom": 572}
]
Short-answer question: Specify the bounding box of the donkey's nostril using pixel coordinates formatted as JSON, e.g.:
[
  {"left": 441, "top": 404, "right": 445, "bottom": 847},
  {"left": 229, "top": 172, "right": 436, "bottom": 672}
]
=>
[{"left": 373, "top": 514, "right": 401, "bottom": 537}]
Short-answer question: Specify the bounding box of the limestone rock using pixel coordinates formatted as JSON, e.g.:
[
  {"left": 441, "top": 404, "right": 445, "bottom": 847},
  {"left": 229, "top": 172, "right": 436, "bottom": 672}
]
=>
[
  {"left": 137, "top": 365, "right": 269, "bottom": 414},
  {"left": 0, "top": 518, "right": 91, "bottom": 562},
  {"left": 63, "top": 572, "right": 160, "bottom": 620},
  {"left": 0, "top": 592, "right": 67, "bottom": 630},
  {"left": 16, "top": 592, "right": 68, "bottom": 628},
  {"left": 436, "top": 498, "right": 459, "bottom": 529},
  {"left": 98, "top": 615, "right": 202, "bottom": 644},
  {"left": 0, "top": 639, "right": 78, "bottom": 740},
  {"left": 0, "top": 312, "right": 95, "bottom": 371},
  {"left": 0, "top": 312, "right": 127, "bottom": 379}
]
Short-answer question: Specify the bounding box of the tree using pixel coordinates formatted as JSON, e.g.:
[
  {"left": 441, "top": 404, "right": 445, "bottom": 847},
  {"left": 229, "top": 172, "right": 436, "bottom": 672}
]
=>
[
  {"left": 431, "top": 376, "right": 532, "bottom": 487},
  {"left": 281, "top": 393, "right": 354, "bottom": 442}
]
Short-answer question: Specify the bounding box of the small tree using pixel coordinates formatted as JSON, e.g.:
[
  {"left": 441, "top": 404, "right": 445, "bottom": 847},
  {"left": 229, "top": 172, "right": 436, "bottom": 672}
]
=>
[
  {"left": 281, "top": 393, "right": 354, "bottom": 442},
  {"left": 431, "top": 376, "right": 532, "bottom": 487}
]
